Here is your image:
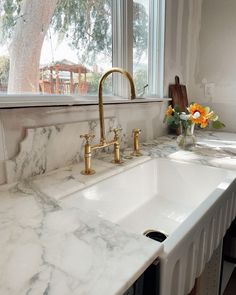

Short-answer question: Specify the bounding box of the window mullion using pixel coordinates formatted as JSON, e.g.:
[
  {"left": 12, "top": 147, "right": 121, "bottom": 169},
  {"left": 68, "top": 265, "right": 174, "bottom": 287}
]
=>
[
  {"left": 112, "top": 0, "right": 133, "bottom": 98},
  {"left": 148, "top": 0, "right": 165, "bottom": 98}
]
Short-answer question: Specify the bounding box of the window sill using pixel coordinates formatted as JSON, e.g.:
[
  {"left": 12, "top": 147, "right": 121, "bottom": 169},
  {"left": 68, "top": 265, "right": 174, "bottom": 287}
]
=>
[{"left": 0, "top": 94, "right": 171, "bottom": 108}]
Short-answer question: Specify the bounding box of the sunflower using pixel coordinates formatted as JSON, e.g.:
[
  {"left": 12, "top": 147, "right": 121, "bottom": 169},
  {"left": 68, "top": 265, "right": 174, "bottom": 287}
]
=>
[{"left": 187, "top": 103, "right": 207, "bottom": 125}]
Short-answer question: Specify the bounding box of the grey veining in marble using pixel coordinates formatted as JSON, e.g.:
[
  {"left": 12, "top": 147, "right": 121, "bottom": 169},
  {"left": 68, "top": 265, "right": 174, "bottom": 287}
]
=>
[
  {"left": 0, "top": 182, "right": 161, "bottom": 295},
  {"left": 5, "top": 117, "right": 124, "bottom": 183},
  {"left": 141, "top": 131, "right": 236, "bottom": 170}
]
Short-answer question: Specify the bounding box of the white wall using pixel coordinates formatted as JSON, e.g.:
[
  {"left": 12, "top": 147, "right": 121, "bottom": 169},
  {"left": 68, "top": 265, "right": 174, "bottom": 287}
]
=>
[
  {"left": 189, "top": 0, "right": 236, "bottom": 132},
  {"left": 164, "top": 0, "right": 202, "bottom": 94},
  {"left": 164, "top": 0, "right": 236, "bottom": 132}
]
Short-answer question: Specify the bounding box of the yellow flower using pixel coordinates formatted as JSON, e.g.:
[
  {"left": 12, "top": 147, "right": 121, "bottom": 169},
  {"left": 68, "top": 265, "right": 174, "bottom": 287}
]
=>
[
  {"left": 205, "top": 109, "right": 218, "bottom": 121},
  {"left": 187, "top": 103, "right": 207, "bottom": 125},
  {"left": 165, "top": 105, "right": 174, "bottom": 117}
]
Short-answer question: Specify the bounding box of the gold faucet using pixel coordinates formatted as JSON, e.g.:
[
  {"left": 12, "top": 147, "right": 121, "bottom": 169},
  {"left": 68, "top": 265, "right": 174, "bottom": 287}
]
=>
[
  {"left": 80, "top": 67, "right": 136, "bottom": 175},
  {"left": 131, "top": 128, "right": 143, "bottom": 156}
]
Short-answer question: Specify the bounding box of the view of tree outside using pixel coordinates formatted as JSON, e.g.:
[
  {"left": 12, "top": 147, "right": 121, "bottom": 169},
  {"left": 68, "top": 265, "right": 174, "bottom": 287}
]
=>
[
  {"left": 133, "top": 0, "right": 149, "bottom": 96},
  {"left": 0, "top": 0, "right": 149, "bottom": 97},
  {"left": 0, "top": 55, "right": 9, "bottom": 87}
]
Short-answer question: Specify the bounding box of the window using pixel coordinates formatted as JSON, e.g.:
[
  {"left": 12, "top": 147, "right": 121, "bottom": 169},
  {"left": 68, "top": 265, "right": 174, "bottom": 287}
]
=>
[
  {"left": 40, "top": 0, "right": 113, "bottom": 97},
  {"left": 0, "top": 0, "right": 165, "bottom": 100},
  {"left": 133, "top": 0, "right": 149, "bottom": 96}
]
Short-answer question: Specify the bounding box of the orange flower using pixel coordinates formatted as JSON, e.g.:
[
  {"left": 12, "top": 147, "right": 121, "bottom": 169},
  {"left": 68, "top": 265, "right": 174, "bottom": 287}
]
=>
[
  {"left": 165, "top": 105, "right": 174, "bottom": 117},
  {"left": 164, "top": 102, "right": 224, "bottom": 130},
  {"left": 187, "top": 103, "right": 207, "bottom": 125},
  {"left": 200, "top": 117, "right": 208, "bottom": 128}
]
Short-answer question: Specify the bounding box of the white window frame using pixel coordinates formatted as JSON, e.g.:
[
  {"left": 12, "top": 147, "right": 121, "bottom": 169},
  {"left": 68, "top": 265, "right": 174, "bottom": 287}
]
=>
[
  {"left": 112, "top": 0, "right": 133, "bottom": 98},
  {"left": 148, "top": 0, "right": 165, "bottom": 98},
  {"left": 0, "top": 0, "right": 165, "bottom": 105},
  {"left": 112, "top": 0, "right": 165, "bottom": 98}
]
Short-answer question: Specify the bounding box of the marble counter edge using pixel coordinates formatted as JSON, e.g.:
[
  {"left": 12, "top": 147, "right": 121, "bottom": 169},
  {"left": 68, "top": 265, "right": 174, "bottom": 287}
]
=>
[
  {"left": 0, "top": 155, "right": 163, "bottom": 295},
  {"left": 30, "top": 155, "right": 152, "bottom": 201}
]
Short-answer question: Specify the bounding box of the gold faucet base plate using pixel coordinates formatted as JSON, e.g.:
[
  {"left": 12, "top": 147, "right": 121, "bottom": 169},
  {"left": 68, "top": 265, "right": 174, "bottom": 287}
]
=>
[
  {"left": 111, "top": 159, "right": 124, "bottom": 164},
  {"left": 81, "top": 169, "right": 96, "bottom": 175},
  {"left": 130, "top": 151, "right": 143, "bottom": 157}
]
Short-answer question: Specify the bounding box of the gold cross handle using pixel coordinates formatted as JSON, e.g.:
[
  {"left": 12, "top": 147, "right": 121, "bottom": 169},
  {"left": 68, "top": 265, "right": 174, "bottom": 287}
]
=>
[
  {"left": 80, "top": 134, "right": 95, "bottom": 144},
  {"left": 110, "top": 128, "right": 122, "bottom": 140}
]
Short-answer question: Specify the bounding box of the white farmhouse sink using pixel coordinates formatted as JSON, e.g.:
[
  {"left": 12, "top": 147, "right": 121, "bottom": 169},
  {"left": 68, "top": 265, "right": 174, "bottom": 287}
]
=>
[
  {"left": 61, "top": 158, "right": 234, "bottom": 235},
  {"left": 61, "top": 158, "right": 236, "bottom": 295}
]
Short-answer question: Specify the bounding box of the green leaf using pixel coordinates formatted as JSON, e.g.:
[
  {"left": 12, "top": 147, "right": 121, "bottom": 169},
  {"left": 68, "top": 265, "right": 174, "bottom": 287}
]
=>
[
  {"left": 211, "top": 120, "right": 225, "bottom": 129},
  {"left": 166, "top": 116, "right": 175, "bottom": 126}
]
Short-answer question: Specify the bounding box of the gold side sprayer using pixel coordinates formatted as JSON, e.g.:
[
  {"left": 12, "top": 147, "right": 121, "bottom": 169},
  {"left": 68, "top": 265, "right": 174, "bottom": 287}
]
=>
[{"left": 131, "top": 128, "right": 143, "bottom": 156}]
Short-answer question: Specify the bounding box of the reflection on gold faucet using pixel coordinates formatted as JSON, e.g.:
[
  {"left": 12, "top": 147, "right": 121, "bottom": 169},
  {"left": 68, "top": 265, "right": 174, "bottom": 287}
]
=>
[{"left": 80, "top": 67, "right": 136, "bottom": 175}]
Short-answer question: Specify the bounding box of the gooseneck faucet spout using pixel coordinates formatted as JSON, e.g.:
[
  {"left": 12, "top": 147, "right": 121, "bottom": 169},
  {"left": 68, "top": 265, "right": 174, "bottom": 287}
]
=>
[
  {"left": 80, "top": 67, "right": 136, "bottom": 175},
  {"left": 98, "top": 67, "right": 136, "bottom": 144}
]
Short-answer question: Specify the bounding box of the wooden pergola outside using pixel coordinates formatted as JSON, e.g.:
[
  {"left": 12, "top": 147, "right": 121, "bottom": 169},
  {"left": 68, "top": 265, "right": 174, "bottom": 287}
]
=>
[{"left": 39, "top": 60, "right": 89, "bottom": 95}]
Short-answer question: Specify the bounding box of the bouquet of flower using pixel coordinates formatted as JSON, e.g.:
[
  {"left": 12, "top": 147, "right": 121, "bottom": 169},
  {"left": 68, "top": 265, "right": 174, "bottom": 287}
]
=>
[{"left": 164, "top": 103, "right": 225, "bottom": 131}]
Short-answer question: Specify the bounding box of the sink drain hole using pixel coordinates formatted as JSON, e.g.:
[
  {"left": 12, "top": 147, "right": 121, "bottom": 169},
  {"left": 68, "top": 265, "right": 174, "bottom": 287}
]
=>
[{"left": 143, "top": 229, "right": 167, "bottom": 242}]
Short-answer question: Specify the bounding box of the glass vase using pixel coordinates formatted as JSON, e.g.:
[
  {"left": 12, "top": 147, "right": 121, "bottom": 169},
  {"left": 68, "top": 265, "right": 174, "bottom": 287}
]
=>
[{"left": 176, "top": 123, "right": 196, "bottom": 150}]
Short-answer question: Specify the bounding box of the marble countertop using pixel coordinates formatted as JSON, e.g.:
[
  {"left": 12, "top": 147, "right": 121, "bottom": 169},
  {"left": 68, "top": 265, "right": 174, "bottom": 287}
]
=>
[
  {"left": 141, "top": 130, "right": 236, "bottom": 171},
  {"left": 1, "top": 130, "right": 236, "bottom": 295},
  {"left": 0, "top": 157, "right": 163, "bottom": 295}
]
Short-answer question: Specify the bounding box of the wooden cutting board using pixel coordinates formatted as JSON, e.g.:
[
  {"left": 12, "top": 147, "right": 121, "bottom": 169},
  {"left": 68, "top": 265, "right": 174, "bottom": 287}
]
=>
[{"left": 169, "top": 76, "right": 188, "bottom": 111}]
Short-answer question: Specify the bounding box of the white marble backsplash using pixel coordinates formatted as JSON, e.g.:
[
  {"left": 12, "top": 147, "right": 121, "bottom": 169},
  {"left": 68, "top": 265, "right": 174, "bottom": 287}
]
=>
[
  {"left": 5, "top": 117, "right": 125, "bottom": 183},
  {"left": 0, "top": 102, "right": 167, "bottom": 184}
]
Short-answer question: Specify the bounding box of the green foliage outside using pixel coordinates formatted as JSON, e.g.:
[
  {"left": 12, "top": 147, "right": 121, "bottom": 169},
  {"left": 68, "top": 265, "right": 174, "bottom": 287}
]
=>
[
  {"left": 134, "top": 68, "right": 148, "bottom": 96},
  {"left": 52, "top": 0, "right": 112, "bottom": 66},
  {"left": 0, "top": 0, "right": 148, "bottom": 94},
  {"left": 87, "top": 72, "right": 112, "bottom": 95},
  {"left": 0, "top": 0, "right": 22, "bottom": 41},
  {"left": 0, "top": 0, "right": 148, "bottom": 66},
  {"left": 0, "top": 55, "right": 9, "bottom": 82},
  {"left": 133, "top": 2, "right": 148, "bottom": 63}
]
